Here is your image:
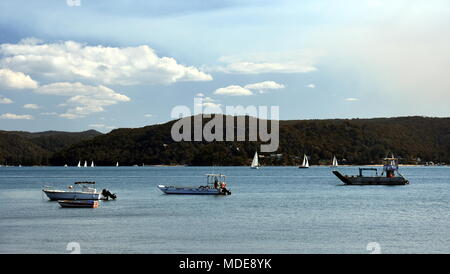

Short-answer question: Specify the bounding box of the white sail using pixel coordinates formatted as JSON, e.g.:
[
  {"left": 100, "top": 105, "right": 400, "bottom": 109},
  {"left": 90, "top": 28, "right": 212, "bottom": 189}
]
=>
[
  {"left": 332, "top": 156, "right": 338, "bottom": 167},
  {"left": 302, "top": 154, "right": 309, "bottom": 168},
  {"left": 116, "top": 162, "right": 119, "bottom": 167},
  {"left": 77, "top": 161, "right": 81, "bottom": 168},
  {"left": 84, "top": 161, "right": 87, "bottom": 167},
  {"left": 251, "top": 152, "right": 259, "bottom": 168},
  {"left": 91, "top": 161, "right": 94, "bottom": 167}
]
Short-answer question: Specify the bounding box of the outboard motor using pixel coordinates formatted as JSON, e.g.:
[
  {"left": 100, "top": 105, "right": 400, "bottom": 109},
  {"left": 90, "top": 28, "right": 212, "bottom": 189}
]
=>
[
  {"left": 221, "top": 188, "right": 231, "bottom": 195},
  {"left": 101, "top": 189, "right": 117, "bottom": 200}
]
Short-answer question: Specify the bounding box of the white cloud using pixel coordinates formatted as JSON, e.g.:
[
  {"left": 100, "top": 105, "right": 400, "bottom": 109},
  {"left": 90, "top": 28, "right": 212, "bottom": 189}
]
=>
[
  {"left": 35, "top": 82, "right": 130, "bottom": 119},
  {"left": 23, "top": 103, "right": 40, "bottom": 109},
  {"left": 306, "top": 84, "right": 315, "bottom": 88},
  {"left": 0, "top": 113, "right": 33, "bottom": 120},
  {"left": 0, "top": 68, "right": 38, "bottom": 89},
  {"left": 88, "top": 124, "right": 116, "bottom": 130},
  {"left": 0, "top": 95, "right": 13, "bottom": 104},
  {"left": 194, "top": 96, "right": 222, "bottom": 114},
  {"left": 345, "top": 98, "right": 359, "bottom": 102},
  {"left": 0, "top": 39, "right": 212, "bottom": 86},
  {"left": 214, "top": 85, "right": 253, "bottom": 96},
  {"left": 40, "top": 112, "right": 58, "bottom": 116},
  {"left": 195, "top": 92, "right": 205, "bottom": 97},
  {"left": 213, "top": 51, "right": 321, "bottom": 74},
  {"left": 144, "top": 114, "right": 153, "bottom": 118},
  {"left": 216, "top": 61, "right": 317, "bottom": 74},
  {"left": 244, "top": 81, "right": 285, "bottom": 93}
]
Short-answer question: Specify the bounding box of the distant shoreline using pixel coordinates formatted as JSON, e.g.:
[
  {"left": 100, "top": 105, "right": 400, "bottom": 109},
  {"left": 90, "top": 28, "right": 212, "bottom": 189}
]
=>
[{"left": 1, "top": 164, "right": 448, "bottom": 167}]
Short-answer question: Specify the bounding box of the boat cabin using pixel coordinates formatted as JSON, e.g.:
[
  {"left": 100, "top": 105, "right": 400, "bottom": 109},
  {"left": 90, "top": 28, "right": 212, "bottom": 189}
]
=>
[
  {"left": 382, "top": 157, "right": 399, "bottom": 178},
  {"left": 71, "top": 181, "right": 97, "bottom": 193}
]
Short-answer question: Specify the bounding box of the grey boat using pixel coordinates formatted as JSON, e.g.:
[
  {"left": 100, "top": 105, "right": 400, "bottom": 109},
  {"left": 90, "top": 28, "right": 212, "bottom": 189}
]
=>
[{"left": 332, "top": 157, "right": 409, "bottom": 185}]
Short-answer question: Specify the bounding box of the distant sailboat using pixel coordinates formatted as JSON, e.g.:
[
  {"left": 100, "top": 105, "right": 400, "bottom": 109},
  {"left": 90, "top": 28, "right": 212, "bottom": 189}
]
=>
[
  {"left": 77, "top": 161, "right": 81, "bottom": 168},
  {"left": 64, "top": 164, "right": 68, "bottom": 168},
  {"left": 251, "top": 152, "right": 260, "bottom": 169},
  {"left": 91, "top": 161, "right": 94, "bottom": 167},
  {"left": 116, "top": 162, "right": 119, "bottom": 167},
  {"left": 84, "top": 161, "right": 87, "bottom": 168},
  {"left": 299, "top": 154, "right": 309, "bottom": 169},
  {"left": 332, "top": 156, "right": 338, "bottom": 167}
]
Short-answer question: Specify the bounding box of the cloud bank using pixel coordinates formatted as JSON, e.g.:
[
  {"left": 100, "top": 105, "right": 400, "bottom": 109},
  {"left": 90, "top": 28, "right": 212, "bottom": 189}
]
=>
[
  {"left": 0, "top": 113, "right": 33, "bottom": 120},
  {"left": 35, "top": 82, "right": 130, "bottom": 119},
  {"left": 214, "top": 81, "right": 285, "bottom": 96},
  {"left": 0, "top": 68, "right": 38, "bottom": 89},
  {"left": 0, "top": 39, "right": 212, "bottom": 85}
]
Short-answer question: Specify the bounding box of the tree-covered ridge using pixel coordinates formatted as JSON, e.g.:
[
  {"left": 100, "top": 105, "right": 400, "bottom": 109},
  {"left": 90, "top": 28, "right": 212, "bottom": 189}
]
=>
[
  {"left": 1, "top": 116, "right": 449, "bottom": 166},
  {"left": 49, "top": 115, "right": 450, "bottom": 166},
  {"left": 0, "top": 130, "right": 102, "bottom": 165}
]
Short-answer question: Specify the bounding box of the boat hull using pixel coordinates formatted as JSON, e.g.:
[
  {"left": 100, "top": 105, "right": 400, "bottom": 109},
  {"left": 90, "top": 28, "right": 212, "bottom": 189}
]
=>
[
  {"left": 157, "top": 185, "right": 230, "bottom": 195},
  {"left": 333, "top": 171, "right": 409, "bottom": 185},
  {"left": 298, "top": 166, "right": 309, "bottom": 169},
  {"left": 58, "top": 200, "right": 99, "bottom": 208},
  {"left": 43, "top": 190, "right": 100, "bottom": 201}
]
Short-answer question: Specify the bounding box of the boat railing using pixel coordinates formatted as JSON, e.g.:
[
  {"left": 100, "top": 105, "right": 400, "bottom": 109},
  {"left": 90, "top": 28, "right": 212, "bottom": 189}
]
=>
[{"left": 358, "top": 168, "right": 379, "bottom": 176}]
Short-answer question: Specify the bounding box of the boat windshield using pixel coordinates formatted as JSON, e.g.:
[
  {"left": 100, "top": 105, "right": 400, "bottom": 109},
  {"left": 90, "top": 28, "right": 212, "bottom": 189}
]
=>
[
  {"left": 383, "top": 157, "right": 399, "bottom": 171},
  {"left": 206, "top": 174, "right": 226, "bottom": 187},
  {"left": 359, "top": 168, "right": 378, "bottom": 176}
]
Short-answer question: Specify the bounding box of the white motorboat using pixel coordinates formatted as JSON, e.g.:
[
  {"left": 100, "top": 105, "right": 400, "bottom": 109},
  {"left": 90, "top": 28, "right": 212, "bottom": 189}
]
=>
[
  {"left": 251, "top": 152, "right": 260, "bottom": 169},
  {"left": 157, "top": 174, "right": 231, "bottom": 195},
  {"left": 42, "top": 182, "right": 101, "bottom": 201}
]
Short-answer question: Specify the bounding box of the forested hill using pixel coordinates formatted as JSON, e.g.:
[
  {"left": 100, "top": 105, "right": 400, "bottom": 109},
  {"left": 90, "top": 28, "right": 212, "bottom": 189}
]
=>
[
  {"left": 0, "top": 130, "right": 102, "bottom": 165},
  {"left": 45, "top": 115, "right": 450, "bottom": 166}
]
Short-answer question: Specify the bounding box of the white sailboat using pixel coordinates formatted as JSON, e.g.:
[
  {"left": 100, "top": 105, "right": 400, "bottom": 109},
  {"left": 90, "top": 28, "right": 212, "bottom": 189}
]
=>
[
  {"left": 116, "top": 162, "right": 119, "bottom": 167},
  {"left": 299, "top": 154, "right": 309, "bottom": 168},
  {"left": 251, "top": 152, "right": 260, "bottom": 169},
  {"left": 77, "top": 161, "right": 81, "bottom": 168},
  {"left": 84, "top": 161, "right": 87, "bottom": 168},
  {"left": 332, "top": 156, "right": 339, "bottom": 167},
  {"left": 91, "top": 161, "right": 94, "bottom": 167}
]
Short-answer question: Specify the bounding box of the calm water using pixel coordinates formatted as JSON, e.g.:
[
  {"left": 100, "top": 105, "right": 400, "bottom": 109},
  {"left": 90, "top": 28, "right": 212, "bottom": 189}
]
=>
[{"left": 0, "top": 166, "right": 448, "bottom": 254}]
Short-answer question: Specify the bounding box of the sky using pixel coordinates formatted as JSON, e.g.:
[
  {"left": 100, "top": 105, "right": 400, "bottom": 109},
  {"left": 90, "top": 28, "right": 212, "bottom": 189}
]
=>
[{"left": 0, "top": 0, "right": 449, "bottom": 132}]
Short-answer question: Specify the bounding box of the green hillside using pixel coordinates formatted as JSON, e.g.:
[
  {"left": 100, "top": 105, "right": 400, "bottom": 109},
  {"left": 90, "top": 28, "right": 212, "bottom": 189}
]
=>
[
  {"left": 0, "top": 130, "right": 102, "bottom": 165},
  {"left": 48, "top": 115, "right": 450, "bottom": 166}
]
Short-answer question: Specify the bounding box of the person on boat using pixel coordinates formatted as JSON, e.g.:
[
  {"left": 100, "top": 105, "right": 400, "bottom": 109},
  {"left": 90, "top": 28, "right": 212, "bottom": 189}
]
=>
[
  {"left": 386, "top": 170, "right": 395, "bottom": 178},
  {"left": 214, "top": 177, "right": 219, "bottom": 188}
]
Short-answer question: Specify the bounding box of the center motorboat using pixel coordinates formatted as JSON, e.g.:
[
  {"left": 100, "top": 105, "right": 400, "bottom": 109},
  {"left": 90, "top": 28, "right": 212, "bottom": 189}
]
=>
[
  {"left": 42, "top": 181, "right": 101, "bottom": 200},
  {"left": 157, "top": 174, "right": 231, "bottom": 195}
]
